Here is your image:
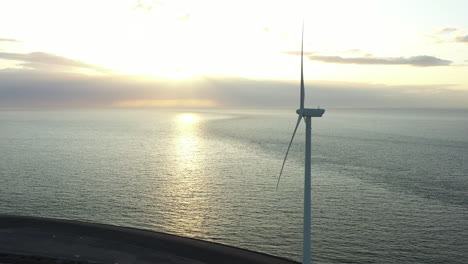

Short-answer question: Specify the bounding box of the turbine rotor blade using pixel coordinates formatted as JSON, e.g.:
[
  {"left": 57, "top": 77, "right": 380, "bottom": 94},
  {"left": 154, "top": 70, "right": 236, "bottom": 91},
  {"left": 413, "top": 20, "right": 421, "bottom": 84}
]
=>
[
  {"left": 276, "top": 114, "right": 303, "bottom": 190},
  {"left": 300, "top": 22, "right": 305, "bottom": 111}
]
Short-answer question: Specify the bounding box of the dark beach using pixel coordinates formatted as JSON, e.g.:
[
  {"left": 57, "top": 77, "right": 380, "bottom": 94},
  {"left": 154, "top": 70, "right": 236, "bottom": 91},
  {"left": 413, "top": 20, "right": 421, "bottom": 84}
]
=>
[{"left": 0, "top": 216, "right": 298, "bottom": 264}]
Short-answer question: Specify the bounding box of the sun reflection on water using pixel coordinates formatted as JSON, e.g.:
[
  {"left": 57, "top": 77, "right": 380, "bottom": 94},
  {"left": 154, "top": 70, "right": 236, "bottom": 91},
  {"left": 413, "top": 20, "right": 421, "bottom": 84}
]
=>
[
  {"left": 178, "top": 113, "right": 199, "bottom": 124},
  {"left": 163, "top": 113, "right": 212, "bottom": 236},
  {"left": 175, "top": 113, "right": 201, "bottom": 171}
]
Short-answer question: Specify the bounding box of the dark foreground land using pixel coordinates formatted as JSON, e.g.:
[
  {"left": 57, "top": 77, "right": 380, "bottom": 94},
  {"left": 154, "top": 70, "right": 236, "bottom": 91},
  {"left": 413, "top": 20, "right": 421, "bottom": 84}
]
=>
[{"left": 0, "top": 216, "right": 298, "bottom": 264}]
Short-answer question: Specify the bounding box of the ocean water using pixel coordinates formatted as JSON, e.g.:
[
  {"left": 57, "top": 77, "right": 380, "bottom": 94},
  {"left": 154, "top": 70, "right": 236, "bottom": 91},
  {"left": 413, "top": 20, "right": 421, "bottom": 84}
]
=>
[{"left": 0, "top": 108, "right": 467, "bottom": 263}]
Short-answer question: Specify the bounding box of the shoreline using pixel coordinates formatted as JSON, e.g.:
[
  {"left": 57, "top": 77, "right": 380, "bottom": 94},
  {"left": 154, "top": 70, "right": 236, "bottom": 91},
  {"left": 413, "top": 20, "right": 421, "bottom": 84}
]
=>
[{"left": 0, "top": 215, "right": 298, "bottom": 264}]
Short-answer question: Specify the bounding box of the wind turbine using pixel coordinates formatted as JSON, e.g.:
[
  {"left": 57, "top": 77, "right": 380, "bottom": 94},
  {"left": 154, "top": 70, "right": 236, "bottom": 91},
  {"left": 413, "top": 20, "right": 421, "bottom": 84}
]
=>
[{"left": 276, "top": 25, "right": 325, "bottom": 264}]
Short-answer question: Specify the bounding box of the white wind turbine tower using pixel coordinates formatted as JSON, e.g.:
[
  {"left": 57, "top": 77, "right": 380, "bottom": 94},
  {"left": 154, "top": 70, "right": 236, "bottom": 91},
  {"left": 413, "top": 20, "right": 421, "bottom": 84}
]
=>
[{"left": 276, "top": 25, "right": 325, "bottom": 264}]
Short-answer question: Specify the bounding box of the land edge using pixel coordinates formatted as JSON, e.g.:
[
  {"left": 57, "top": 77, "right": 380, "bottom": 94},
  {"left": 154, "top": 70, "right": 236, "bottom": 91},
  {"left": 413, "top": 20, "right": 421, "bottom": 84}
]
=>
[{"left": 0, "top": 215, "right": 298, "bottom": 264}]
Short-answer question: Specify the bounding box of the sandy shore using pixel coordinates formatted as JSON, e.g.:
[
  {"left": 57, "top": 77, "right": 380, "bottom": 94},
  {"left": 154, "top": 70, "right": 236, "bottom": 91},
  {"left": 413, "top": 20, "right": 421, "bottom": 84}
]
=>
[{"left": 0, "top": 215, "right": 298, "bottom": 264}]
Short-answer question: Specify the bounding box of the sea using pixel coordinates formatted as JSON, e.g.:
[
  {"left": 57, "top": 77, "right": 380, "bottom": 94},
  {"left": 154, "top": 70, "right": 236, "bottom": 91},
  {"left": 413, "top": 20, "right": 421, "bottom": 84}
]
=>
[{"left": 0, "top": 108, "right": 467, "bottom": 263}]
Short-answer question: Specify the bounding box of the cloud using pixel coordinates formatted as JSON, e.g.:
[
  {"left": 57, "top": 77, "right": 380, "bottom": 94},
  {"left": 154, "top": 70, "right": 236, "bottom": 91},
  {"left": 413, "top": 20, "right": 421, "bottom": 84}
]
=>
[
  {"left": 0, "top": 70, "right": 220, "bottom": 107},
  {"left": 283, "top": 48, "right": 366, "bottom": 57},
  {"left": 306, "top": 55, "right": 452, "bottom": 67},
  {"left": 0, "top": 51, "right": 109, "bottom": 73},
  {"left": 283, "top": 49, "right": 452, "bottom": 67},
  {"left": 455, "top": 35, "right": 468, "bottom": 43},
  {"left": 0, "top": 38, "right": 21, "bottom": 42},
  {"left": 281, "top": 51, "right": 318, "bottom": 56},
  {"left": 343, "top": 49, "right": 362, "bottom": 54},
  {"left": 430, "top": 28, "right": 468, "bottom": 44},
  {"left": 0, "top": 69, "right": 466, "bottom": 108},
  {"left": 438, "top": 27, "right": 458, "bottom": 34}
]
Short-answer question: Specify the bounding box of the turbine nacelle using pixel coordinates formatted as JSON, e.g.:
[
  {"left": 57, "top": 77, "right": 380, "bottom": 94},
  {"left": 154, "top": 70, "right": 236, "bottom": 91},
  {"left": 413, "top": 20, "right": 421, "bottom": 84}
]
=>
[{"left": 296, "top": 108, "right": 325, "bottom": 117}]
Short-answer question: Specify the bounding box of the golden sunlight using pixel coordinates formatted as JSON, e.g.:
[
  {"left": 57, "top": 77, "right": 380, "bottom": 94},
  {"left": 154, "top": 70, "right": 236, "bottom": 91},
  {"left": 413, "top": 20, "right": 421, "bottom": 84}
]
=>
[
  {"left": 160, "top": 110, "right": 211, "bottom": 235},
  {"left": 178, "top": 113, "right": 199, "bottom": 124},
  {"left": 112, "top": 100, "right": 218, "bottom": 107}
]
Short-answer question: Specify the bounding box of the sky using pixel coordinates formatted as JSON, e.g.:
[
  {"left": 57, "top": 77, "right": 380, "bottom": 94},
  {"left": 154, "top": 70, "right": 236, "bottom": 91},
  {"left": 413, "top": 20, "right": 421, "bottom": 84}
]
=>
[{"left": 1, "top": 0, "right": 468, "bottom": 108}]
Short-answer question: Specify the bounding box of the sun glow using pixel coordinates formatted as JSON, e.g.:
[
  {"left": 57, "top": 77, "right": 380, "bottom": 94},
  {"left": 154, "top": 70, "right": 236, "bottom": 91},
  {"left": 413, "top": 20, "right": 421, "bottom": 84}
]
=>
[
  {"left": 178, "top": 113, "right": 199, "bottom": 124},
  {"left": 112, "top": 100, "right": 218, "bottom": 107}
]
